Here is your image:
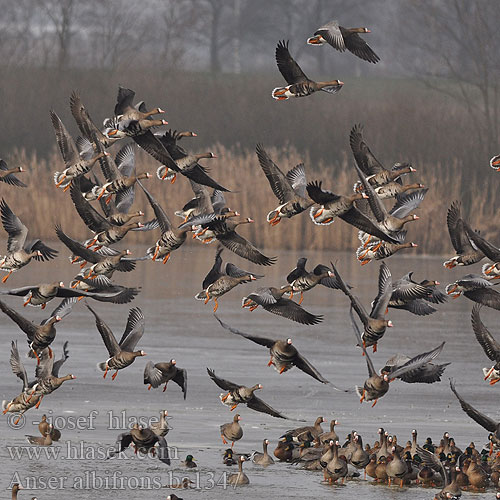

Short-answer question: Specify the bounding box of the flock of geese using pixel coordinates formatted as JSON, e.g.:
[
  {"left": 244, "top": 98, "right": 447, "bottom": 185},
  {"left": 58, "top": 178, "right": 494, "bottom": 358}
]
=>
[{"left": 1, "top": 17, "right": 499, "bottom": 500}]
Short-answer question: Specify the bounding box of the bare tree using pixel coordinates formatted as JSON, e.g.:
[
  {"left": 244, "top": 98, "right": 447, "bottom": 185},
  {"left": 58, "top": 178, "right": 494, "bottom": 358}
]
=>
[
  {"left": 189, "top": 0, "right": 235, "bottom": 72},
  {"left": 83, "top": 0, "right": 147, "bottom": 70},
  {"left": 396, "top": 0, "right": 500, "bottom": 156},
  {"left": 38, "top": 0, "right": 77, "bottom": 68},
  {"left": 155, "top": 0, "right": 200, "bottom": 72}
]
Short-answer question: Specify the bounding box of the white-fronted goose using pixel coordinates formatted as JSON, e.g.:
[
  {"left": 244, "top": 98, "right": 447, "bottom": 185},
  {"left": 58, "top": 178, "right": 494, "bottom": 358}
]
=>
[
  {"left": 195, "top": 247, "right": 260, "bottom": 312},
  {"left": 7, "top": 339, "right": 73, "bottom": 414},
  {"left": 325, "top": 441, "right": 348, "bottom": 484},
  {"left": 390, "top": 271, "right": 447, "bottom": 304},
  {"left": 228, "top": 455, "right": 249, "bottom": 485},
  {"left": 388, "top": 187, "right": 428, "bottom": 215},
  {"left": 177, "top": 184, "right": 239, "bottom": 242},
  {"left": 175, "top": 183, "right": 226, "bottom": 222},
  {"left": 353, "top": 162, "right": 419, "bottom": 243},
  {"left": 0, "top": 160, "right": 26, "bottom": 187},
  {"left": 0, "top": 199, "right": 57, "bottom": 282},
  {"left": 86, "top": 304, "right": 146, "bottom": 380},
  {"left": 1, "top": 279, "right": 135, "bottom": 307},
  {"left": 381, "top": 351, "right": 449, "bottom": 383},
  {"left": 350, "top": 124, "right": 415, "bottom": 187},
  {"left": 70, "top": 179, "right": 154, "bottom": 240},
  {"left": 444, "top": 201, "right": 484, "bottom": 268},
  {"left": 416, "top": 445, "right": 462, "bottom": 499},
  {"left": 50, "top": 110, "right": 109, "bottom": 190},
  {"left": 56, "top": 224, "right": 143, "bottom": 280},
  {"left": 490, "top": 154, "right": 500, "bottom": 171},
  {"left": 156, "top": 145, "right": 217, "bottom": 185},
  {"left": 69, "top": 275, "right": 140, "bottom": 303},
  {"left": 445, "top": 274, "right": 500, "bottom": 310},
  {"left": 297, "top": 439, "right": 334, "bottom": 471},
  {"left": 177, "top": 179, "right": 231, "bottom": 225},
  {"left": 253, "top": 439, "right": 274, "bottom": 466},
  {"left": 3, "top": 341, "right": 44, "bottom": 419},
  {"left": 319, "top": 420, "right": 340, "bottom": 444},
  {"left": 306, "top": 181, "right": 400, "bottom": 244},
  {"left": 220, "top": 413, "right": 243, "bottom": 447},
  {"left": 356, "top": 240, "right": 418, "bottom": 265},
  {"left": 255, "top": 144, "right": 312, "bottom": 225},
  {"left": 149, "top": 410, "right": 170, "bottom": 437},
  {"left": 144, "top": 359, "right": 187, "bottom": 398},
  {"left": 108, "top": 423, "right": 170, "bottom": 464},
  {"left": 285, "top": 258, "right": 343, "bottom": 304},
  {"left": 190, "top": 209, "right": 241, "bottom": 244},
  {"left": 332, "top": 261, "right": 392, "bottom": 351},
  {"left": 355, "top": 188, "right": 427, "bottom": 250},
  {"left": 471, "top": 304, "right": 500, "bottom": 384},
  {"left": 350, "top": 434, "right": 370, "bottom": 470},
  {"left": 7, "top": 340, "right": 40, "bottom": 404},
  {"left": 133, "top": 127, "right": 229, "bottom": 191},
  {"left": 72, "top": 171, "right": 146, "bottom": 225},
  {"left": 114, "top": 86, "right": 165, "bottom": 121},
  {"left": 351, "top": 310, "right": 445, "bottom": 406},
  {"left": 70, "top": 90, "right": 121, "bottom": 149},
  {"left": 214, "top": 314, "right": 329, "bottom": 383},
  {"left": 107, "top": 117, "right": 168, "bottom": 139},
  {"left": 307, "top": 180, "right": 368, "bottom": 225},
  {"left": 463, "top": 223, "right": 500, "bottom": 278},
  {"left": 84, "top": 221, "right": 145, "bottom": 250},
  {"left": 30, "top": 347, "right": 76, "bottom": 409},
  {"left": 207, "top": 368, "right": 288, "bottom": 419},
  {"left": 2, "top": 390, "right": 41, "bottom": 421},
  {"left": 272, "top": 40, "right": 343, "bottom": 100},
  {"left": 138, "top": 181, "right": 198, "bottom": 263},
  {"left": 387, "top": 271, "right": 446, "bottom": 315},
  {"left": 374, "top": 182, "right": 425, "bottom": 199},
  {"left": 242, "top": 285, "right": 322, "bottom": 325},
  {"left": 199, "top": 217, "right": 276, "bottom": 266},
  {"left": 155, "top": 129, "right": 200, "bottom": 182},
  {"left": 0, "top": 299, "right": 73, "bottom": 360},
  {"left": 450, "top": 379, "right": 500, "bottom": 453},
  {"left": 307, "top": 21, "right": 379, "bottom": 63},
  {"left": 386, "top": 446, "right": 408, "bottom": 487},
  {"left": 91, "top": 143, "right": 151, "bottom": 203}
]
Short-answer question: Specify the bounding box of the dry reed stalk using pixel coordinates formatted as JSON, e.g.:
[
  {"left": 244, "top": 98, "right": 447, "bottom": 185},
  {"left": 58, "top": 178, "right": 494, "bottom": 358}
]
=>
[{"left": 1, "top": 143, "right": 498, "bottom": 255}]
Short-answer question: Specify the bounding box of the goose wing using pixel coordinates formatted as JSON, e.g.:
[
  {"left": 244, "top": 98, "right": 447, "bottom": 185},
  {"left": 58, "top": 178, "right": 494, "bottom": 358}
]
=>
[
  {"left": 471, "top": 304, "right": 500, "bottom": 362},
  {"left": 449, "top": 378, "right": 499, "bottom": 432},
  {"left": 86, "top": 304, "right": 121, "bottom": 356},
  {"left": 275, "top": 40, "right": 309, "bottom": 84}
]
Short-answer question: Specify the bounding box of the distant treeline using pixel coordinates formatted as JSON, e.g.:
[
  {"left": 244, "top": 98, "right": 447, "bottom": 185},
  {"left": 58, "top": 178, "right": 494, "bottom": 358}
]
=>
[{"left": 1, "top": 68, "right": 491, "bottom": 169}]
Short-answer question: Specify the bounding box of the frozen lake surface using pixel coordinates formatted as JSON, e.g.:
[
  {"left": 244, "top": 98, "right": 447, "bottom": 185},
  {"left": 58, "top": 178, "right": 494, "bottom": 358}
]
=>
[{"left": 0, "top": 246, "right": 498, "bottom": 499}]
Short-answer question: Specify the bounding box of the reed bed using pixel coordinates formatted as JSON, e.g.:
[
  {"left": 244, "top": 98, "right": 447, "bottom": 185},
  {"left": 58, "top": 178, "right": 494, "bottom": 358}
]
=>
[{"left": 1, "top": 143, "right": 498, "bottom": 256}]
